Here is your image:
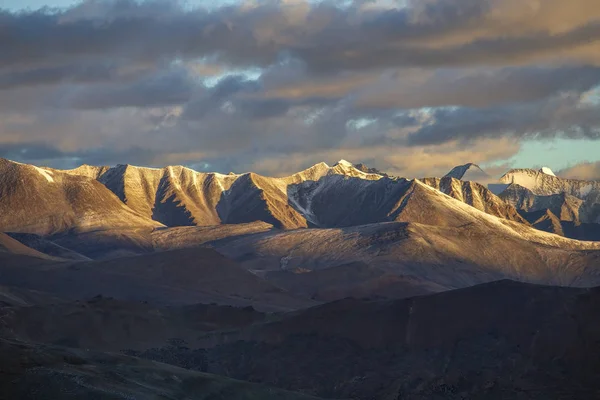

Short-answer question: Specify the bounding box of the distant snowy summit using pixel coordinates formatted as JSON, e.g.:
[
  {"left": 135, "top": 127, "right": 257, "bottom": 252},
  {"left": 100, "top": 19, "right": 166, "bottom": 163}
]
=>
[
  {"left": 498, "top": 166, "right": 600, "bottom": 226},
  {"left": 444, "top": 163, "right": 490, "bottom": 182},
  {"left": 500, "top": 166, "right": 600, "bottom": 196},
  {"left": 540, "top": 167, "right": 556, "bottom": 176},
  {"left": 444, "top": 163, "right": 556, "bottom": 183}
]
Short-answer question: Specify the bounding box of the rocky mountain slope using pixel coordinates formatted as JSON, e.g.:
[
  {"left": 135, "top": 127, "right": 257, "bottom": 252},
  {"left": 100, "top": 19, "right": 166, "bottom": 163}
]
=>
[
  {"left": 0, "top": 246, "right": 316, "bottom": 311},
  {"left": 353, "top": 162, "right": 389, "bottom": 177},
  {"left": 58, "top": 159, "right": 531, "bottom": 230},
  {"left": 92, "top": 160, "right": 384, "bottom": 229},
  {"left": 520, "top": 209, "right": 600, "bottom": 242},
  {"left": 501, "top": 167, "right": 600, "bottom": 198},
  {"left": 519, "top": 209, "right": 566, "bottom": 236},
  {"left": 0, "top": 232, "right": 58, "bottom": 260},
  {"left": 500, "top": 167, "right": 600, "bottom": 223},
  {"left": 0, "top": 285, "right": 64, "bottom": 307},
  {"left": 0, "top": 159, "right": 161, "bottom": 236},
  {"left": 211, "top": 219, "right": 600, "bottom": 290},
  {"left": 5, "top": 233, "right": 90, "bottom": 261},
  {"left": 421, "top": 176, "right": 527, "bottom": 223},
  {"left": 263, "top": 262, "right": 444, "bottom": 301},
  {"left": 500, "top": 184, "right": 584, "bottom": 222},
  {"left": 5, "top": 209, "right": 600, "bottom": 305},
  {"left": 496, "top": 167, "right": 600, "bottom": 241}
]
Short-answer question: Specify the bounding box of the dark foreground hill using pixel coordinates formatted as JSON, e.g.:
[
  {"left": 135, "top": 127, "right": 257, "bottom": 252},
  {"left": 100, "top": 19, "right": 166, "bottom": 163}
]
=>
[
  {"left": 2, "top": 280, "right": 600, "bottom": 399},
  {"left": 0, "top": 247, "right": 315, "bottom": 311},
  {"left": 0, "top": 338, "right": 326, "bottom": 400},
  {"left": 139, "top": 280, "right": 600, "bottom": 400}
]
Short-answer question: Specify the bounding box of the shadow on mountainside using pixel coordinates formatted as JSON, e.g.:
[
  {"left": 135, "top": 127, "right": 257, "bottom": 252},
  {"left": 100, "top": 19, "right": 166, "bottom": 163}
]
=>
[
  {"left": 124, "top": 280, "right": 600, "bottom": 400},
  {"left": 285, "top": 176, "right": 414, "bottom": 228},
  {"left": 152, "top": 174, "right": 196, "bottom": 227},
  {"left": 215, "top": 174, "right": 288, "bottom": 228}
]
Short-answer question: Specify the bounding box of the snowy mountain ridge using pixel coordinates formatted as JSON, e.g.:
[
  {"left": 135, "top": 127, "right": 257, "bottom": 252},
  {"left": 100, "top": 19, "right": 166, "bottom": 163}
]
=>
[
  {"left": 2, "top": 157, "right": 599, "bottom": 243},
  {"left": 500, "top": 168, "right": 600, "bottom": 197},
  {"left": 0, "top": 159, "right": 162, "bottom": 236}
]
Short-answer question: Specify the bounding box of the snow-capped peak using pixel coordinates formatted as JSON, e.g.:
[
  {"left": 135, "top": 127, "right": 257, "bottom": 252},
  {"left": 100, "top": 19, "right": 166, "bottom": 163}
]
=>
[
  {"left": 540, "top": 167, "right": 556, "bottom": 176},
  {"left": 335, "top": 159, "right": 354, "bottom": 167},
  {"left": 444, "top": 163, "right": 490, "bottom": 182}
]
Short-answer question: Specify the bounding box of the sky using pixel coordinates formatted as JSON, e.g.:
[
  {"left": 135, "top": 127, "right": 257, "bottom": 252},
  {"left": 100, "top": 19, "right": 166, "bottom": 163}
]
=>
[{"left": 1, "top": 0, "right": 600, "bottom": 179}]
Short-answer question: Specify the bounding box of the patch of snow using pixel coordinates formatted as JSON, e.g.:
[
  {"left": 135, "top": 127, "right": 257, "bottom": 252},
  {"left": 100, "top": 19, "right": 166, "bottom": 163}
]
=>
[
  {"left": 336, "top": 159, "right": 353, "bottom": 167},
  {"left": 128, "top": 164, "right": 161, "bottom": 171},
  {"left": 32, "top": 166, "right": 54, "bottom": 183},
  {"left": 212, "top": 173, "right": 238, "bottom": 192},
  {"left": 501, "top": 171, "right": 538, "bottom": 190},
  {"left": 166, "top": 166, "right": 182, "bottom": 190},
  {"left": 287, "top": 182, "right": 321, "bottom": 226},
  {"left": 579, "top": 184, "right": 593, "bottom": 197},
  {"left": 214, "top": 172, "right": 240, "bottom": 178},
  {"left": 540, "top": 167, "right": 556, "bottom": 176},
  {"left": 329, "top": 161, "right": 383, "bottom": 180},
  {"left": 288, "top": 194, "right": 317, "bottom": 225}
]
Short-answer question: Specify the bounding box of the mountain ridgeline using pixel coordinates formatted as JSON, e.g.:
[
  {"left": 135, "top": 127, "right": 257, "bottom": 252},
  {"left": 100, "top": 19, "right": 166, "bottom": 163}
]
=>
[
  {"left": 0, "top": 159, "right": 161, "bottom": 235},
  {"left": 0, "top": 158, "right": 530, "bottom": 235},
  {"left": 2, "top": 157, "right": 600, "bottom": 243},
  {"left": 497, "top": 167, "right": 600, "bottom": 240}
]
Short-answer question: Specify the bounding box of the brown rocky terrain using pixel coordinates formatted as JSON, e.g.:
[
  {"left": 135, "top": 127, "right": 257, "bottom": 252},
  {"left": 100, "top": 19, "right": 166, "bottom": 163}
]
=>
[
  {"left": 0, "top": 338, "right": 326, "bottom": 400},
  {"left": 0, "top": 159, "right": 161, "bottom": 236},
  {"left": 3, "top": 280, "right": 599, "bottom": 399},
  {"left": 0, "top": 247, "right": 316, "bottom": 311}
]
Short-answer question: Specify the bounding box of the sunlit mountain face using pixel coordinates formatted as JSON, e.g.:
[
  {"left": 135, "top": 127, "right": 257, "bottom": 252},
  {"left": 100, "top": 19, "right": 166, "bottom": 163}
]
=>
[{"left": 1, "top": 0, "right": 599, "bottom": 179}]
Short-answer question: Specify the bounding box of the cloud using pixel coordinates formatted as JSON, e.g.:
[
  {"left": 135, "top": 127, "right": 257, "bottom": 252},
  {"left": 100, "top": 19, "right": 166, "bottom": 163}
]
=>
[
  {"left": 0, "top": 0, "right": 599, "bottom": 175},
  {"left": 354, "top": 66, "right": 600, "bottom": 109},
  {"left": 406, "top": 93, "right": 600, "bottom": 146},
  {"left": 557, "top": 161, "right": 600, "bottom": 180},
  {"left": 0, "top": 63, "right": 118, "bottom": 89},
  {"left": 65, "top": 65, "right": 197, "bottom": 109},
  {"left": 2, "top": 0, "right": 600, "bottom": 72},
  {"left": 0, "top": 142, "right": 164, "bottom": 168}
]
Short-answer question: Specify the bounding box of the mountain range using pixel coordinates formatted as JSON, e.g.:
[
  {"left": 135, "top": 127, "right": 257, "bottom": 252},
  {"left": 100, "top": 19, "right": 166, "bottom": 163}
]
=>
[
  {"left": 1, "top": 157, "right": 600, "bottom": 399},
  {"left": 498, "top": 167, "right": 600, "bottom": 240},
  {"left": 2, "top": 157, "right": 598, "bottom": 241}
]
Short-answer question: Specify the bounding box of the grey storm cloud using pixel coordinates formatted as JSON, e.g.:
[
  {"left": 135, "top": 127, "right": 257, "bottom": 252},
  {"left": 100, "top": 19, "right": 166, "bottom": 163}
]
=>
[
  {"left": 0, "top": 142, "right": 69, "bottom": 161},
  {"left": 181, "top": 73, "right": 331, "bottom": 121},
  {"left": 1, "top": 0, "right": 599, "bottom": 72},
  {"left": 354, "top": 66, "right": 600, "bottom": 110},
  {"left": 182, "top": 75, "right": 261, "bottom": 119},
  {"left": 0, "top": 0, "right": 600, "bottom": 174},
  {"left": 0, "top": 142, "right": 172, "bottom": 168},
  {"left": 406, "top": 95, "right": 600, "bottom": 146},
  {"left": 0, "top": 63, "right": 119, "bottom": 90},
  {"left": 66, "top": 66, "right": 197, "bottom": 109}
]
